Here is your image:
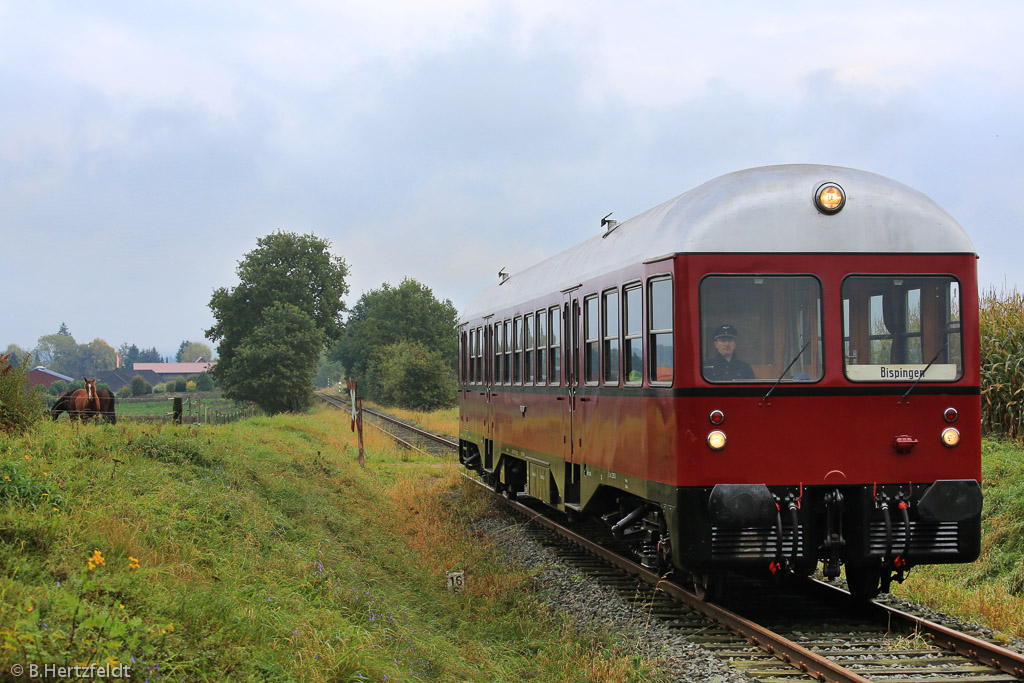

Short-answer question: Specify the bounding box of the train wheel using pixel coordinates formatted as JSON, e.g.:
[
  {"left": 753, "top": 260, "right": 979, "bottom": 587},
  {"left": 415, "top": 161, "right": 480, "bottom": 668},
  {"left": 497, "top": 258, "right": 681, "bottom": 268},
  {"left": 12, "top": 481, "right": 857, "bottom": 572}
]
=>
[
  {"left": 692, "top": 573, "right": 722, "bottom": 601},
  {"left": 845, "top": 566, "right": 881, "bottom": 601}
]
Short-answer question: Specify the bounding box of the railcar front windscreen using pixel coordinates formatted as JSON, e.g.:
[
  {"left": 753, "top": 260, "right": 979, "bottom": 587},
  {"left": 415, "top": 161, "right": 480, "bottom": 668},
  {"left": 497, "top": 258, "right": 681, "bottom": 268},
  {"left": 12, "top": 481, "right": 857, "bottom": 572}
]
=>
[
  {"left": 700, "top": 276, "right": 823, "bottom": 383},
  {"left": 841, "top": 276, "right": 962, "bottom": 382}
]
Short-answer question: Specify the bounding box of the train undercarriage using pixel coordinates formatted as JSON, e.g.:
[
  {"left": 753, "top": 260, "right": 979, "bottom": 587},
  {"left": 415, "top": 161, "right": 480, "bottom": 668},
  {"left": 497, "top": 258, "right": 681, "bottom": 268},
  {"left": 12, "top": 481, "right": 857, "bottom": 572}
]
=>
[{"left": 460, "top": 439, "right": 982, "bottom": 600}]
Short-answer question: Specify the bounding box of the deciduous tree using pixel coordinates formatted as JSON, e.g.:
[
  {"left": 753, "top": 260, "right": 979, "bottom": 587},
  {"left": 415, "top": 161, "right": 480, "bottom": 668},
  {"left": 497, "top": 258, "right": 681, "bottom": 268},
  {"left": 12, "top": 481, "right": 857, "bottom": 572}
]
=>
[
  {"left": 216, "top": 302, "right": 326, "bottom": 414},
  {"left": 207, "top": 232, "right": 348, "bottom": 412},
  {"left": 176, "top": 341, "right": 212, "bottom": 363},
  {"left": 370, "top": 341, "right": 456, "bottom": 410},
  {"left": 330, "top": 278, "right": 457, "bottom": 400}
]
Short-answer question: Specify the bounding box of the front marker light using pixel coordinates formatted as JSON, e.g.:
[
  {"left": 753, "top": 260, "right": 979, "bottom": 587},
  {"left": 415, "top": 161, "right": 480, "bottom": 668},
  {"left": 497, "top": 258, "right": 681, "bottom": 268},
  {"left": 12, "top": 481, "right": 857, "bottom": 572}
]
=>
[
  {"left": 941, "top": 427, "right": 960, "bottom": 448},
  {"left": 708, "top": 430, "right": 727, "bottom": 451}
]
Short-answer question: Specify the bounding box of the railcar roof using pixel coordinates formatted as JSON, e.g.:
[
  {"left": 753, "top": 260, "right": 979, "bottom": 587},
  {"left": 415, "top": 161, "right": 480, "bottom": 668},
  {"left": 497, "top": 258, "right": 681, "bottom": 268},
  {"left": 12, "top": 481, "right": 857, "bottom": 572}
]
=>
[{"left": 460, "top": 164, "right": 974, "bottom": 323}]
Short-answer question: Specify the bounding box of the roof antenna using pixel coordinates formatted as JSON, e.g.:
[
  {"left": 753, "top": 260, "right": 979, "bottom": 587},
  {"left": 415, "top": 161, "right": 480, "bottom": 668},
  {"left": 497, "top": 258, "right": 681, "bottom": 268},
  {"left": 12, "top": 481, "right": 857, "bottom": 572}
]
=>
[{"left": 498, "top": 267, "right": 509, "bottom": 283}]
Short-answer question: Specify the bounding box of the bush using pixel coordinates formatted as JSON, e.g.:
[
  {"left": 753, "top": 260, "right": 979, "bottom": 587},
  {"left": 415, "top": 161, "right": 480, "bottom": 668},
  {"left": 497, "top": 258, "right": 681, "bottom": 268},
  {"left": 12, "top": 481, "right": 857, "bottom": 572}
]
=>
[
  {"left": 0, "top": 354, "right": 45, "bottom": 433},
  {"left": 116, "top": 385, "right": 132, "bottom": 399},
  {"left": 194, "top": 372, "right": 214, "bottom": 391},
  {"left": 48, "top": 380, "right": 68, "bottom": 396},
  {"left": 153, "top": 383, "right": 167, "bottom": 394},
  {"left": 130, "top": 375, "right": 152, "bottom": 397},
  {"left": 368, "top": 340, "right": 456, "bottom": 411},
  {"left": 980, "top": 287, "right": 1024, "bottom": 439},
  {"left": 174, "top": 377, "right": 187, "bottom": 392}
]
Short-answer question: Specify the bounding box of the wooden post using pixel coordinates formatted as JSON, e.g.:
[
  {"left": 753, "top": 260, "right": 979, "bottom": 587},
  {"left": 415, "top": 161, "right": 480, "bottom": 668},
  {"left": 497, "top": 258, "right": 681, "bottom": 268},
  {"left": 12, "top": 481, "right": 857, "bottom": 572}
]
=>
[
  {"left": 172, "top": 397, "right": 183, "bottom": 425},
  {"left": 349, "top": 378, "right": 364, "bottom": 468},
  {"left": 356, "top": 397, "right": 365, "bottom": 468}
]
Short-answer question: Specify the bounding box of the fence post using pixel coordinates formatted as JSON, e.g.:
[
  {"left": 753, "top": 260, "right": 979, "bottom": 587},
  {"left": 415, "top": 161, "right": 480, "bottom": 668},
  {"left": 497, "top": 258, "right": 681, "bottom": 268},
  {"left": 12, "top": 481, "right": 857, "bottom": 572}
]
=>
[{"left": 172, "top": 397, "right": 183, "bottom": 425}]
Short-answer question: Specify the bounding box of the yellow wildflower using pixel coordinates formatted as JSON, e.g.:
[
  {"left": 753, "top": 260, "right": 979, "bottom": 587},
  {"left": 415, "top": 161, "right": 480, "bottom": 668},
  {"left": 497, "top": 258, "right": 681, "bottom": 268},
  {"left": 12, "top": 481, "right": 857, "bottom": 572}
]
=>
[
  {"left": 3, "top": 476, "right": 9, "bottom": 482},
  {"left": 128, "top": 556, "right": 141, "bottom": 570},
  {"left": 87, "top": 549, "right": 105, "bottom": 570}
]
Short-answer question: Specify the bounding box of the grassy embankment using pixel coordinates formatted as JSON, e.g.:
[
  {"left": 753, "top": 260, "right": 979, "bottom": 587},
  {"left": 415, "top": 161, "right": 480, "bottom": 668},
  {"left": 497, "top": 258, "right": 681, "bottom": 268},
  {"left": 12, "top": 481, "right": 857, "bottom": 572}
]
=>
[
  {"left": 891, "top": 438, "right": 1024, "bottom": 638},
  {"left": 0, "top": 409, "right": 657, "bottom": 682}
]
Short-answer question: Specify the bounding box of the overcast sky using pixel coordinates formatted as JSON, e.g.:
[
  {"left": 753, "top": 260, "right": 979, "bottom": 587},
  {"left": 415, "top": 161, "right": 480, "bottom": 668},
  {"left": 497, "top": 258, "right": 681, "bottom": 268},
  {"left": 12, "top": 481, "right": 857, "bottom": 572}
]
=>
[{"left": 3, "top": 1, "right": 1021, "bottom": 359}]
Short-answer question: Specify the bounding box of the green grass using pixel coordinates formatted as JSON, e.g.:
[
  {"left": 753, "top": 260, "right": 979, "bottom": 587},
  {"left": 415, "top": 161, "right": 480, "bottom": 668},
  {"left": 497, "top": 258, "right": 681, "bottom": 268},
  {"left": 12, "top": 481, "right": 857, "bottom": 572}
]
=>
[
  {"left": 52, "top": 391, "right": 246, "bottom": 422},
  {"left": 890, "top": 437, "right": 1024, "bottom": 638},
  {"left": 0, "top": 409, "right": 658, "bottom": 682}
]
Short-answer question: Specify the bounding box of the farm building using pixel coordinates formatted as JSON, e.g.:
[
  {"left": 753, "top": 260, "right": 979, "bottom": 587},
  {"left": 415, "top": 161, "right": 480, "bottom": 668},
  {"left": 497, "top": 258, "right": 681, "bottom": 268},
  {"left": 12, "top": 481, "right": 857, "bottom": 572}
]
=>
[
  {"left": 27, "top": 367, "right": 74, "bottom": 389},
  {"left": 133, "top": 361, "right": 215, "bottom": 383}
]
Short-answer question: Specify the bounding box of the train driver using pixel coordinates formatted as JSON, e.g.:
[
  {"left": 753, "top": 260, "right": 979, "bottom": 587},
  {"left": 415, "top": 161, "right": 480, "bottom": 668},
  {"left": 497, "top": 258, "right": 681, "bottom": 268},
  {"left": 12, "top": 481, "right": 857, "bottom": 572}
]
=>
[{"left": 703, "top": 324, "right": 756, "bottom": 382}]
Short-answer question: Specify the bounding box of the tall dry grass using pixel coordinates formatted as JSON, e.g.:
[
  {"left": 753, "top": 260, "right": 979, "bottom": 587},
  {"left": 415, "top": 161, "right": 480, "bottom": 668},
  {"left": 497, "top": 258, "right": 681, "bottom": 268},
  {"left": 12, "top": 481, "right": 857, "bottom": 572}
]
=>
[{"left": 979, "top": 287, "right": 1024, "bottom": 439}]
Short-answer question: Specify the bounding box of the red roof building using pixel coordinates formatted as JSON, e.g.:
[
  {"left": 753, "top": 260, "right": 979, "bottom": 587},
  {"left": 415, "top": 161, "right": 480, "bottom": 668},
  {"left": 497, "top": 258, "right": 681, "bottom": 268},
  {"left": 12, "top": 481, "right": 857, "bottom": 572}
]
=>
[{"left": 27, "top": 367, "right": 74, "bottom": 388}]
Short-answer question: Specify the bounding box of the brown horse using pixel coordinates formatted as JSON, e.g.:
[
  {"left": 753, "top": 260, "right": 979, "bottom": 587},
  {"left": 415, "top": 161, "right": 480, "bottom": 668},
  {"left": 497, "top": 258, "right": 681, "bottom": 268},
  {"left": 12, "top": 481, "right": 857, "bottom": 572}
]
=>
[
  {"left": 69, "top": 377, "right": 101, "bottom": 423},
  {"left": 53, "top": 385, "right": 117, "bottom": 424}
]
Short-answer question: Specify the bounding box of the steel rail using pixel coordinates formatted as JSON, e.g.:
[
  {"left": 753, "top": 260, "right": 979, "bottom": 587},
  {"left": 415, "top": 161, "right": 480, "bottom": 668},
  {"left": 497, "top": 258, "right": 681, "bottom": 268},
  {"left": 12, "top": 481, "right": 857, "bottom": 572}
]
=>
[
  {"left": 316, "top": 392, "right": 458, "bottom": 451},
  {"left": 480, "top": 481, "right": 871, "bottom": 683},
  {"left": 813, "top": 579, "right": 1024, "bottom": 678}
]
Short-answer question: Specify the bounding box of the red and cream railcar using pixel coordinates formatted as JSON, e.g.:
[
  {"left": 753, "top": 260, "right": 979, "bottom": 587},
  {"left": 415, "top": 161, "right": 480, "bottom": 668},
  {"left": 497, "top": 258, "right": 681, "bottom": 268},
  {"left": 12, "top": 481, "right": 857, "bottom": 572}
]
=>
[{"left": 458, "top": 165, "right": 981, "bottom": 598}]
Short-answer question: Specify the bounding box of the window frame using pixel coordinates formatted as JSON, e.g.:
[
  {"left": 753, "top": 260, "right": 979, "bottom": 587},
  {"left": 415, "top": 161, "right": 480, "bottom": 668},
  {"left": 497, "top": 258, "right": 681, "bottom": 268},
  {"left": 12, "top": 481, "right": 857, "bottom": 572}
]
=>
[
  {"left": 536, "top": 310, "right": 547, "bottom": 385},
  {"left": 840, "top": 274, "right": 963, "bottom": 383},
  {"left": 549, "top": 306, "right": 561, "bottom": 387},
  {"left": 513, "top": 316, "right": 523, "bottom": 384},
  {"left": 602, "top": 288, "right": 620, "bottom": 385},
  {"left": 584, "top": 295, "right": 600, "bottom": 385},
  {"left": 623, "top": 283, "right": 643, "bottom": 385},
  {"left": 647, "top": 275, "right": 674, "bottom": 386}
]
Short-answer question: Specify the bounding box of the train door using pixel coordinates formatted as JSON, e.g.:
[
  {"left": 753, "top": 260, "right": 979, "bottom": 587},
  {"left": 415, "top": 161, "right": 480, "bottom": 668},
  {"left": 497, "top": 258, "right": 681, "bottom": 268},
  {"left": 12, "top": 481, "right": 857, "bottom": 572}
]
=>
[
  {"left": 562, "top": 289, "right": 583, "bottom": 507},
  {"left": 484, "top": 323, "right": 494, "bottom": 442}
]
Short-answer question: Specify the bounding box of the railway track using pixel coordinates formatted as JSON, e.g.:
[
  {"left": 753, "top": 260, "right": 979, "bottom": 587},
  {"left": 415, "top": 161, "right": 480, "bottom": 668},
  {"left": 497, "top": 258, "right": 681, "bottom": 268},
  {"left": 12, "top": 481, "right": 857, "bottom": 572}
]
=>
[
  {"left": 316, "top": 391, "right": 457, "bottom": 456},
  {"left": 320, "top": 396, "right": 1024, "bottom": 683}
]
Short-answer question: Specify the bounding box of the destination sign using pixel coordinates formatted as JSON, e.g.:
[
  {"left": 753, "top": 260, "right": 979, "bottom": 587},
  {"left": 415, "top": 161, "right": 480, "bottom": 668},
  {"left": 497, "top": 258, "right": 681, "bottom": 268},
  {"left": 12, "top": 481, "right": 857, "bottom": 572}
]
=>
[{"left": 846, "top": 364, "right": 958, "bottom": 382}]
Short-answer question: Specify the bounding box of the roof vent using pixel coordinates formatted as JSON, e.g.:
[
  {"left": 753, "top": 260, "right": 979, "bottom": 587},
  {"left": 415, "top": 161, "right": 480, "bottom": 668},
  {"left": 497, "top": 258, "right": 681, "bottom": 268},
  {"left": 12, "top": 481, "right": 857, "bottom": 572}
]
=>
[
  {"left": 601, "top": 212, "right": 618, "bottom": 231},
  {"left": 498, "top": 267, "right": 509, "bottom": 283}
]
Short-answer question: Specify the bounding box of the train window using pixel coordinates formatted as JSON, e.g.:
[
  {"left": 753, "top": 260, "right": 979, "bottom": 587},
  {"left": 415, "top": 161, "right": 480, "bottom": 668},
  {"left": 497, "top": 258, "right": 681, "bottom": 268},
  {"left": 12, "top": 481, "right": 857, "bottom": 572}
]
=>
[
  {"left": 624, "top": 285, "right": 642, "bottom": 384},
  {"left": 842, "top": 276, "right": 962, "bottom": 382},
  {"left": 584, "top": 295, "right": 600, "bottom": 384},
  {"left": 514, "top": 317, "right": 523, "bottom": 384},
  {"left": 475, "top": 326, "right": 483, "bottom": 385},
  {"left": 459, "top": 331, "right": 466, "bottom": 385},
  {"left": 536, "top": 311, "right": 547, "bottom": 384},
  {"left": 700, "top": 276, "right": 822, "bottom": 383},
  {"left": 549, "top": 306, "right": 561, "bottom": 386},
  {"left": 603, "top": 290, "right": 620, "bottom": 384},
  {"left": 524, "top": 314, "right": 535, "bottom": 384},
  {"left": 504, "top": 320, "right": 512, "bottom": 384},
  {"left": 494, "top": 322, "right": 502, "bottom": 386},
  {"left": 649, "top": 277, "right": 673, "bottom": 384},
  {"left": 468, "top": 328, "right": 476, "bottom": 384}
]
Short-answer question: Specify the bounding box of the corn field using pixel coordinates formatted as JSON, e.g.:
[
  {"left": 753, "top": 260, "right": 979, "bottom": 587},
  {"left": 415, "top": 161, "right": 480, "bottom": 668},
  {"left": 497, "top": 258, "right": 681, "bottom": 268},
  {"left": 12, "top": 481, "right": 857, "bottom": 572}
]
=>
[{"left": 980, "top": 287, "right": 1024, "bottom": 440}]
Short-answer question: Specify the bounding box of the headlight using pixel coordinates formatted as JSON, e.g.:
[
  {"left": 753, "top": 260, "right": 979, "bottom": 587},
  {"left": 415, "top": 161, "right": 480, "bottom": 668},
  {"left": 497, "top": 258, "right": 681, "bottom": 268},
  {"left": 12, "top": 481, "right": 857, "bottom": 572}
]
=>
[
  {"left": 707, "top": 430, "right": 727, "bottom": 451},
  {"left": 815, "top": 182, "right": 846, "bottom": 214},
  {"left": 941, "top": 428, "right": 960, "bottom": 448}
]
